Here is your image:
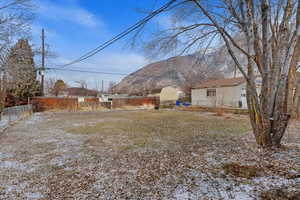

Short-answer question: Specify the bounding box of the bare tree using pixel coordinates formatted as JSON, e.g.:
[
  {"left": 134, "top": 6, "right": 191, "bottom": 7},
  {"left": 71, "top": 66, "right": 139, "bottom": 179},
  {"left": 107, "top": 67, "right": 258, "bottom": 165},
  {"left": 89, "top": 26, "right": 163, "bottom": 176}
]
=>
[
  {"left": 45, "top": 78, "right": 67, "bottom": 96},
  {"left": 0, "top": 0, "right": 33, "bottom": 53},
  {"left": 44, "top": 77, "right": 56, "bottom": 96},
  {"left": 137, "top": 0, "right": 300, "bottom": 148},
  {"left": 75, "top": 80, "right": 88, "bottom": 89},
  {"left": 107, "top": 81, "right": 116, "bottom": 93}
]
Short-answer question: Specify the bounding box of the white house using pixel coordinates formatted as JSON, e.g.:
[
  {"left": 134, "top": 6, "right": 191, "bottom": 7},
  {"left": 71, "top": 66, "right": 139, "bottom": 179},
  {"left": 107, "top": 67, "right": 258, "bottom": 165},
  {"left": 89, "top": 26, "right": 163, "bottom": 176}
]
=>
[{"left": 191, "top": 77, "right": 261, "bottom": 108}]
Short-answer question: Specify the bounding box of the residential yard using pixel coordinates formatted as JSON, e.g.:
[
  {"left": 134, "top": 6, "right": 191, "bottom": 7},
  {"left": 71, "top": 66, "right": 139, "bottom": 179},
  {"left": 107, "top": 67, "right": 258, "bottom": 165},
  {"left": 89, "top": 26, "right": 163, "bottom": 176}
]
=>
[{"left": 0, "top": 110, "right": 299, "bottom": 199}]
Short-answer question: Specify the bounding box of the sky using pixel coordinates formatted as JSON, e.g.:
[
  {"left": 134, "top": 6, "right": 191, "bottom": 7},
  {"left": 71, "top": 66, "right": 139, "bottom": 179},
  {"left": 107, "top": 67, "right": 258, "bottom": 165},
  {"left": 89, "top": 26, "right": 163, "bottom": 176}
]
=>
[{"left": 31, "top": 0, "right": 171, "bottom": 90}]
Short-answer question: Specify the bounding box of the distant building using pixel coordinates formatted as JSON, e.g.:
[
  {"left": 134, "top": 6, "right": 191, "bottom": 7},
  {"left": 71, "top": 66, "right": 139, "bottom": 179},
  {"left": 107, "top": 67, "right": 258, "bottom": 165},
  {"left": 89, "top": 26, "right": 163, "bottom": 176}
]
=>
[
  {"left": 100, "top": 93, "right": 128, "bottom": 102},
  {"left": 147, "top": 88, "right": 162, "bottom": 98},
  {"left": 147, "top": 86, "right": 184, "bottom": 104},
  {"left": 160, "top": 86, "right": 184, "bottom": 103}
]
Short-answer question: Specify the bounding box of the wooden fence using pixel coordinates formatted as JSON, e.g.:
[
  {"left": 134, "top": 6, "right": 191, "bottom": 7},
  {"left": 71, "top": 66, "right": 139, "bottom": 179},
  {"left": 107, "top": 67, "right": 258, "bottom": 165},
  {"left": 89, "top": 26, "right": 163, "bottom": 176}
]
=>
[
  {"left": 31, "top": 97, "right": 79, "bottom": 112},
  {"left": 111, "top": 97, "right": 159, "bottom": 109},
  {"left": 31, "top": 96, "right": 159, "bottom": 111}
]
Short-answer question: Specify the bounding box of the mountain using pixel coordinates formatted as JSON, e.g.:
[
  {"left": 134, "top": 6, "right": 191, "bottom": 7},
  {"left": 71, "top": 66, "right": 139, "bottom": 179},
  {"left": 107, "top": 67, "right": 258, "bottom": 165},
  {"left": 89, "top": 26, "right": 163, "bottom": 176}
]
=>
[{"left": 114, "top": 46, "right": 246, "bottom": 95}]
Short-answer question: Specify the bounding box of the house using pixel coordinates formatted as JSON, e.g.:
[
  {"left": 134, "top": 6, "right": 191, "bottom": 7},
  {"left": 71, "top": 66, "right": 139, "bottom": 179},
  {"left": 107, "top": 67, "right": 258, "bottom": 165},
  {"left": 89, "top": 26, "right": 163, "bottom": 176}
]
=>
[
  {"left": 191, "top": 77, "right": 255, "bottom": 108},
  {"left": 101, "top": 93, "right": 128, "bottom": 102},
  {"left": 59, "top": 87, "right": 100, "bottom": 98},
  {"left": 147, "top": 88, "right": 162, "bottom": 98},
  {"left": 147, "top": 86, "right": 184, "bottom": 104},
  {"left": 159, "top": 86, "right": 184, "bottom": 103}
]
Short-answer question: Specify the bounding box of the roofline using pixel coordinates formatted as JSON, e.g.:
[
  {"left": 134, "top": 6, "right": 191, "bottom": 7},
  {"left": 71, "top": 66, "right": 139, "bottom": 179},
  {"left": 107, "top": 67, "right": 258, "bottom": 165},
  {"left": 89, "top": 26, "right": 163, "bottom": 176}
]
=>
[
  {"left": 192, "top": 83, "right": 245, "bottom": 89},
  {"left": 192, "top": 77, "right": 246, "bottom": 89}
]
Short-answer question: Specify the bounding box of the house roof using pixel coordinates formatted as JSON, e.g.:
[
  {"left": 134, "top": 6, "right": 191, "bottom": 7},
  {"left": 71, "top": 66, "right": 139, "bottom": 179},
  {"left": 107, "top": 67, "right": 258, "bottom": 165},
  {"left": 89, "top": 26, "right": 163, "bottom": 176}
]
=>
[
  {"left": 62, "top": 87, "right": 99, "bottom": 97},
  {"left": 149, "top": 88, "right": 163, "bottom": 94},
  {"left": 192, "top": 77, "right": 246, "bottom": 89}
]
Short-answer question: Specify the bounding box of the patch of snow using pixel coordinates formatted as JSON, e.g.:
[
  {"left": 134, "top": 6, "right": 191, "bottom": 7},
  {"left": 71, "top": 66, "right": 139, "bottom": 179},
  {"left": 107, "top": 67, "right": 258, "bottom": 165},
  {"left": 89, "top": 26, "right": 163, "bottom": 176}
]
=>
[
  {"left": 0, "top": 161, "right": 27, "bottom": 170},
  {"left": 50, "top": 157, "right": 66, "bottom": 167},
  {"left": 0, "top": 116, "right": 9, "bottom": 127},
  {"left": 203, "top": 152, "right": 226, "bottom": 166},
  {"left": 5, "top": 185, "right": 17, "bottom": 193},
  {"left": 171, "top": 169, "right": 299, "bottom": 200},
  {"left": 252, "top": 176, "right": 294, "bottom": 189},
  {"left": 72, "top": 121, "right": 97, "bottom": 127},
  {"left": 287, "top": 143, "right": 300, "bottom": 147},
  {"left": 33, "top": 138, "right": 59, "bottom": 144},
  {"left": 4, "top": 182, "right": 28, "bottom": 193},
  {"left": 173, "top": 185, "right": 190, "bottom": 199},
  {"left": 25, "top": 192, "right": 43, "bottom": 200},
  {"left": 0, "top": 152, "right": 13, "bottom": 159},
  {"left": 24, "top": 113, "right": 44, "bottom": 125}
]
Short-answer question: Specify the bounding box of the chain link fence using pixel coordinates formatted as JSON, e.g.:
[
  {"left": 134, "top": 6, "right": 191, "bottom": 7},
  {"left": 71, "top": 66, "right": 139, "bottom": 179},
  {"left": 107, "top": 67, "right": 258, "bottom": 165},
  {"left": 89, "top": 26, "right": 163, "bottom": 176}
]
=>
[{"left": 0, "top": 105, "right": 33, "bottom": 130}]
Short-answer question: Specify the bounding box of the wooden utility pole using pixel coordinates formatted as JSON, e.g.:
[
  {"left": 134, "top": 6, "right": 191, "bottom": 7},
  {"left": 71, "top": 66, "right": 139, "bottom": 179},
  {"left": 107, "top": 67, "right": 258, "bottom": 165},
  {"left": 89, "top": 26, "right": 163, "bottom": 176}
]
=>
[
  {"left": 234, "top": 64, "right": 237, "bottom": 78},
  {"left": 41, "top": 28, "right": 45, "bottom": 96}
]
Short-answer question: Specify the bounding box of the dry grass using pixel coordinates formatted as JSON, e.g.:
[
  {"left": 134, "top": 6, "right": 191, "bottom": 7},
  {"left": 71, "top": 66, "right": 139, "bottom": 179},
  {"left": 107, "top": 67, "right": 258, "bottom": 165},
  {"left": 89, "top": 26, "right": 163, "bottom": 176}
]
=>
[
  {"left": 0, "top": 110, "right": 299, "bottom": 199},
  {"left": 214, "top": 107, "right": 225, "bottom": 116},
  {"left": 66, "top": 110, "right": 251, "bottom": 151}
]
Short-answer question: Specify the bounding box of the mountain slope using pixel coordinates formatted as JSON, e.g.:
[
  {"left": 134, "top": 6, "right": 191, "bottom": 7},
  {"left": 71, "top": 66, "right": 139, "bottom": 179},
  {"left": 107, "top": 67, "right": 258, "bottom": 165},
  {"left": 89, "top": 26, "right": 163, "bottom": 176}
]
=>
[{"left": 114, "top": 47, "right": 245, "bottom": 95}]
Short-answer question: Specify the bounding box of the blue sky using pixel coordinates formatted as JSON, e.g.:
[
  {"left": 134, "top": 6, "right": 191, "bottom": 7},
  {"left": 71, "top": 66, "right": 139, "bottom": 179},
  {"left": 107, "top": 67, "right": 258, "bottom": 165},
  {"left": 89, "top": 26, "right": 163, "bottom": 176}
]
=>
[{"left": 32, "top": 0, "right": 171, "bottom": 89}]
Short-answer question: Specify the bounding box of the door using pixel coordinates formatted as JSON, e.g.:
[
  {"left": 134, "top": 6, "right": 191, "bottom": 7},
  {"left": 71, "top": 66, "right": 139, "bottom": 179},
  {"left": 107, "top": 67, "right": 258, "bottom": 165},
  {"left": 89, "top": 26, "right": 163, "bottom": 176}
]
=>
[{"left": 240, "top": 88, "right": 247, "bottom": 108}]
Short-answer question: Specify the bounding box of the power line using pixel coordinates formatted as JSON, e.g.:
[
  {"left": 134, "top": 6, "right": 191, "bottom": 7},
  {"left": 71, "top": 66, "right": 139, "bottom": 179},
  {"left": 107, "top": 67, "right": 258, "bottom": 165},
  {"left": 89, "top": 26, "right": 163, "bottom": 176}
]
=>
[
  {"left": 47, "top": 67, "right": 159, "bottom": 79},
  {"left": 47, "top": 67, "right": 130, "bottom": 76},
  {"left": 52, "top": 0, "right": 177, "bottom": 69}
]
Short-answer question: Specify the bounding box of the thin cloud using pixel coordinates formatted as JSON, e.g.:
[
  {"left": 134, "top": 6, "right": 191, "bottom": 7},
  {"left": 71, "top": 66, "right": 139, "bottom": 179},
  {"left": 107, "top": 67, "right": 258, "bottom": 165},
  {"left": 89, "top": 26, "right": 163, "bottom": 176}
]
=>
[{"left": 35, "top": 0, "right": 103, "bottom": 29}]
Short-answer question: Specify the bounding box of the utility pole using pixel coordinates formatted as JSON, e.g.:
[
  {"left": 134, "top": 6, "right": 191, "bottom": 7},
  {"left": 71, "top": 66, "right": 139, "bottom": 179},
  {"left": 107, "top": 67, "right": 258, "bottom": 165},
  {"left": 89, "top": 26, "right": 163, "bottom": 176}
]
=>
[
  {"left": 234, "top": 64, "right": 237, "bottom": 78},
  {"left": 40, "top": 28, "right": 45, "bottom": 96},
  {"left": 101, "top": 80, "right": 104, "bottom": 93}
]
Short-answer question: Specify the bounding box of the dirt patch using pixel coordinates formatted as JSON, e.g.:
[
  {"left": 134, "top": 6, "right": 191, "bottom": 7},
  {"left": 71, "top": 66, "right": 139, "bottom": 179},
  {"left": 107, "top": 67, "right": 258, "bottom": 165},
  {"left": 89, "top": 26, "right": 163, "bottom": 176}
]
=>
[
  {"left": 46, "top": 167, "right": 97, "bottom": 199},
  {"left": 260, "top": 186, "right": 300, "bottom": 200},
  {"left": 222, "top": 162, "right": 264, "bottom": 178}
]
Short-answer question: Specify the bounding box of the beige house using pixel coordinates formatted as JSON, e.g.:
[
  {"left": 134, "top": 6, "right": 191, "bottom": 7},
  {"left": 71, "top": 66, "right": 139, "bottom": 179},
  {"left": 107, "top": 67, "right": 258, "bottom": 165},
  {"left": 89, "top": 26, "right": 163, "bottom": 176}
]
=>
[
  {"left": 191, "top": 77, "right": 251, "bottom": 108},
  {"left": 160, "top": 86, "right": 184, "bottom": 103},
  {"left": 148, "top": 86, "right": 184, "bottom": 103}
]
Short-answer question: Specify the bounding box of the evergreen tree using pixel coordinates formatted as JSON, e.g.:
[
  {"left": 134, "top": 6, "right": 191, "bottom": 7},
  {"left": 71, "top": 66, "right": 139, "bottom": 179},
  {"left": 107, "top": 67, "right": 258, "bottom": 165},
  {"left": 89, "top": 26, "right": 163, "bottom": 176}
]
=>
[
  {"left": 6, "top": 39, "right": 40, "bottom": 103},
  {"left": 52, "top": 79, "right": 67, "bottom": 96}
]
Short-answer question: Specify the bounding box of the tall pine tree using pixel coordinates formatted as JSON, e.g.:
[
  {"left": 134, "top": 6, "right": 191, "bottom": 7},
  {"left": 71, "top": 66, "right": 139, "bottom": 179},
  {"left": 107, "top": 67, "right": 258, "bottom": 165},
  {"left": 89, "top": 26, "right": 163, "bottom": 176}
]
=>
[{"left": 6, "top": 39, "right": 40, "bottom": 104}]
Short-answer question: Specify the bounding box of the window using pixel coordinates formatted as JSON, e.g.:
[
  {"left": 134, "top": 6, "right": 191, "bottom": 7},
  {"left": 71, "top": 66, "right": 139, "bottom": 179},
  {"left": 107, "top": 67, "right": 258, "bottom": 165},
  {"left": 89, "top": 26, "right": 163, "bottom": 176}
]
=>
[
  {"left": 207, "top": 89, "right": 216, "bottom": 97},
  {"left": 241, "top": 88, "right": 246, "bottom": 97}
]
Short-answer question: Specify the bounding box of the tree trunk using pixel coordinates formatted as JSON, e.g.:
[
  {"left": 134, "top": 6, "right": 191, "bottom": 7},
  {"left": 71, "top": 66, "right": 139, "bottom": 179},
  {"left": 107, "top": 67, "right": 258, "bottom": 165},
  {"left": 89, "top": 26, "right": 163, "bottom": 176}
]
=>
[
  {"left": 248, "top": 107, "right": 289, "bottom": 148},
  {"left": 287, "top": 39, "right": 300, "bottom": 119},
  {"left": 291, "top": 78, "right": 300, "bottom": 119},
  {"left": 247, "top": 77, "right": 291, "bottom": 148}
]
